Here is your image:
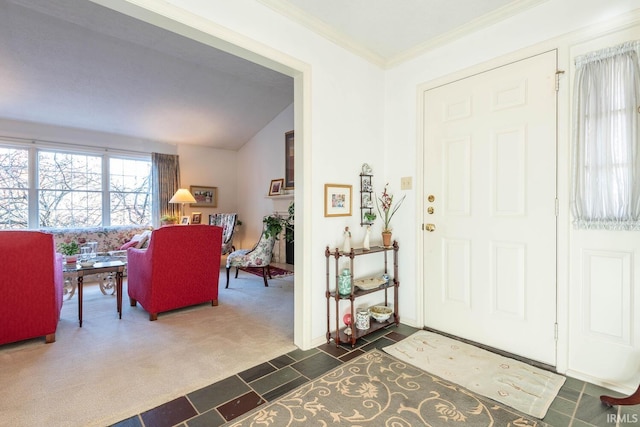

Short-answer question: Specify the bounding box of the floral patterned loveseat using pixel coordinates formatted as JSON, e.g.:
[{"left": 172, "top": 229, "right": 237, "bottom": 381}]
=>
[
  {"left": 40, "top": 225, "right": 153, "bottom": 298},
  {"left": 42, "top": 224, "right": 153, "bottom": 254}
]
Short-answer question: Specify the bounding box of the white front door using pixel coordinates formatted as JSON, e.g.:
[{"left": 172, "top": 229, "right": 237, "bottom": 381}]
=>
[{"left": 423, "top": 51, "right": 558, "bottom": 365}]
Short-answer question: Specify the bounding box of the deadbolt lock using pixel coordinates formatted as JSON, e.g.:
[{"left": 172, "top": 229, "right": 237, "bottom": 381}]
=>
[
  {"left": 427, "top": 207, "right": 434, "bottom": 214},
  {"left": 427, "top": 195, "right": 435, "bottom": 202}
]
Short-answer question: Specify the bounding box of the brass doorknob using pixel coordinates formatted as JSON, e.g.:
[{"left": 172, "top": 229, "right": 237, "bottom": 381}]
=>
[{"left": 425, "top": 223, "right": 436, "bottom": 232}]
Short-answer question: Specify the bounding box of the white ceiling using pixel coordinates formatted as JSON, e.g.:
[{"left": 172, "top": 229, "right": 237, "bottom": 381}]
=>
[
  {"left": 0, "top": 0, "right": 545, "bottom": 150},
  {"left": 0, "top": 0, "right": 294, "bottom": 150}
]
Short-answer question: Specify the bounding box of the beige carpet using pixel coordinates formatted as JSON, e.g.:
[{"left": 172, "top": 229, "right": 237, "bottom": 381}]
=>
[
  {"left": 0, "top": 268, "right": 296, "bottom": 427},
  {"left": 384, "top": 330, "right": 565, "bottom": 419}
]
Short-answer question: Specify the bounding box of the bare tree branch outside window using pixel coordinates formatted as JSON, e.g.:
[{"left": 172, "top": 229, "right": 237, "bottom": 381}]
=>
[
  {"left": 38, "top": 151, "right": 102, "bottom": 228},
  {"left": 0, "top": 147, "right": 29, "bottom": 229},
  {"left": 109, "top": 157, "right": 152, "bottom": 225},
  {"left": 0, "top": 145, "right": 152, "bottom": 229}
]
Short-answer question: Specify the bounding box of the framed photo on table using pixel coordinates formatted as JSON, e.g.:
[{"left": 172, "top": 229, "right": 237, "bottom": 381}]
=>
[
  {"left": 269, "top": 178, "right": 284, "bottom": 196},
  {"left": 190, "top": 185, "right": 217, "bottom": 208},
  {"left": 180, "top": 216, "right": 190, "bottom": 225},
  {"left": 191, "top": 212, "right": 202, "bottom": 224},
  {"left": 324, "top": 184, "right": 352, "bottom": 217}
]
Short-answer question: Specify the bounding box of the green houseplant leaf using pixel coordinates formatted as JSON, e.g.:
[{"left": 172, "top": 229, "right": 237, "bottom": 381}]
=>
[
  {"left": 263, "top": 202, "right": 294, "bottom": 242},
  {"left": 58, "top": 241, "right": 80, "bottom": 256}
]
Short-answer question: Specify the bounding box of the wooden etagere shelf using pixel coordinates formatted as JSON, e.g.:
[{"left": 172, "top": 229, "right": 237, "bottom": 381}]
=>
[{"left": 325, "top": 241, "right": 399, "bottom": 348}]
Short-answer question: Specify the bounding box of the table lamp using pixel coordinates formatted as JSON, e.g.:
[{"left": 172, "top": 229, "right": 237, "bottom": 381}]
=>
[{"left": 169, "top": 188, "right": 196, "bottom": 218}]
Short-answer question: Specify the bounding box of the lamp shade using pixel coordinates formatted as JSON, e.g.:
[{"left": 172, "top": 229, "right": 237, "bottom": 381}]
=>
[{"left": 169, "top": 188, "right": 196, "bottom": 204}]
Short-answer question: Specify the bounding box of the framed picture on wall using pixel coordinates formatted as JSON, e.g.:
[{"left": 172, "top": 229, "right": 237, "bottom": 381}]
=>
[
  {"left": 324, "top": 184, "right": 352, "bottom": 217},
  {"left": 191, "top": 212, "right": 202, "bottom": 224},
  {"left": 285, "top": 130, "right": 294, "bottom": 189},
  {"left": 190, "top": 185, "right": 217, "bottom": 207}
]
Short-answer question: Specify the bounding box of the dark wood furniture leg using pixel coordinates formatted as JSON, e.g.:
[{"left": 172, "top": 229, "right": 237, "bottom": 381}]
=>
[
  {"left": 601, "top": 384, "right": 640, "bottom": 406},
  {"left": 78, "top": 276, "right": 84, "bottom": 327},
  {"left": 116, "top": 271, "right": 123, "bottom": 319}
]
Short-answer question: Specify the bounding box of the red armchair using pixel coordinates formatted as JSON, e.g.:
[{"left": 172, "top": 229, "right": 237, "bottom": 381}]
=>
[
  {"left": 0, "top": 231, "right": 64, "bottom": 345},
  {"left": 127, "top": 225, "right": 223, "bottom": 320}
]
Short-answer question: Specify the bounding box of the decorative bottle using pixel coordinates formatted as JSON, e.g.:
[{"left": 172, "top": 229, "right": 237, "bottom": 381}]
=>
[{"left": 338, "top": 268, "right": 351, "bottom": 296}]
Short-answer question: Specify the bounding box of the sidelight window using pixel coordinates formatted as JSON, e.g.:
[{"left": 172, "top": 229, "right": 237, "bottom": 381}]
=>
[{"left": 571, "top": 40, "right": 640, "bottom": 230}]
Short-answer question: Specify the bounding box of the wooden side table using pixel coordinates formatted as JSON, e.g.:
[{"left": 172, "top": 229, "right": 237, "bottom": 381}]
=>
[{"left": 68, "top": 261, "right": 126, "bottom": 327}]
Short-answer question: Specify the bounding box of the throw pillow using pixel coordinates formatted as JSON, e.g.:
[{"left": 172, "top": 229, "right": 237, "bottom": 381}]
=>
[
  {"left": 119, "top": 230, "right": 151, "bottom": 250},
  {"left": 136, "top": 230, "right": 151, "bottom": 248},
  {"left": 119, "top": 240, "right": 138, "bottom": 250}
]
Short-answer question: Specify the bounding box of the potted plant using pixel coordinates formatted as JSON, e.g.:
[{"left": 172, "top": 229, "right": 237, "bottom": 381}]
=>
[
  {"left": 375, "top": 184, "right": 406, "bottom": 246},
  {"left": 285, "top": 202, "right": 294, "bottom": 264},
  {"left": 58, "top": 241, "right": 80, "bottom": 263},
  {"left": 160, "top": 214, "right": 178, "bottom": 225},
  {"left": 285, "top": 201, "right": 294, "bottom": 243},
  {"left": 263, "top": 202, "right": 294, "bottom": 243},
  {"left": 364, "top": 212, "right": 377, "bottom": 222}
]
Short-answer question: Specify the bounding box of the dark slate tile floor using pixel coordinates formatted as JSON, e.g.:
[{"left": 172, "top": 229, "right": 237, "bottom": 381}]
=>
[{"left": 111, "top": 324, "right": 638, "bottom": 427}]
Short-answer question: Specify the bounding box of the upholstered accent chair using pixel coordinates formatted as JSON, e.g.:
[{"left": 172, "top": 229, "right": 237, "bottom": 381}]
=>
[
  {"left": 208, "top": 213, "right": 238, "bottom": 255},
  {"left": 225, "top": 225, "right": 276, "bottom": 288},
  {"left": 0, "top": 231, "right": 64, "bottom": 345},
  {"left": 126, "top": 225, "right": 223, "bottom": 320}
]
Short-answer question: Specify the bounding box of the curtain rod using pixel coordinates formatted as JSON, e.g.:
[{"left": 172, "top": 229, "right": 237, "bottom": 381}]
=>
[{"left": 0, "top": 134, "right": 157, "bottom": 156}]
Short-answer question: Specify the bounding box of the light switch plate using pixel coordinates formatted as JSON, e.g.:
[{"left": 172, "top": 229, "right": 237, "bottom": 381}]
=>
[{"left": 401, "top": 176, "right": 412, "bottom": 190}]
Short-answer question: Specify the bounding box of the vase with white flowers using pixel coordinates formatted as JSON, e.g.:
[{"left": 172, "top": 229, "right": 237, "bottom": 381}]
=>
[{"left": 375, "top": 183, "right": 406, "bottom": 247}]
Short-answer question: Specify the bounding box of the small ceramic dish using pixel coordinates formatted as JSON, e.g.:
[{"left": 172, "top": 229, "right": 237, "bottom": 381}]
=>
[
  {"left": 354, "top": 277, "right": 386, "bottom": 291},
  {"left": 369, "top": 305, "right": 393, "bottom": 322}
]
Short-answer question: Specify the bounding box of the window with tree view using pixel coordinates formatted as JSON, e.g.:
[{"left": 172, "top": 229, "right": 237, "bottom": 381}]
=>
[
  {"left": 0, "top": 147, "right": 29, "bottom": 229},
  {"left": 0, "top": 143, "right": 152, "bottom": 229},
  {"left": 109, "top": 157, "right": 151, "bottom": 225},
  {"left": 38, "top": 151, "right": 103, "bottom": 228}
]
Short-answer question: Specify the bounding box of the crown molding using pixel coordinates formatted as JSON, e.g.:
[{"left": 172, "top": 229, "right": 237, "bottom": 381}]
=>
[
  {"left": 386, "top": 0, "right": 548, "bottom": 67},
  {"left": 257, "top": 0, "right": 387, "bottom": 67},
  {"left": 258, "top": 0, "right": 548, "bottom": 69}
]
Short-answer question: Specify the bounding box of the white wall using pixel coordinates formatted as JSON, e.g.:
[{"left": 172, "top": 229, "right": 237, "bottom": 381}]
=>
[
  {"left": 177, "top": 144, "right": 239, "bottom": 222},
  {"left": 237, "top": 103, "right": 294, "bottom": 249},
  {"left": 0, "top": 117, "right": 176, "bottom": 154}
]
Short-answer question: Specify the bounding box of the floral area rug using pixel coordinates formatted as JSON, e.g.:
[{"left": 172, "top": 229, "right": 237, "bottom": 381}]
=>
[
  {"left": 225, "top": 350, "right": 547, "bottom": 426},
  {"left": 237, "top": 266, "right": 293, "bottom": 279},
  {"left": 384, "top": 330, "right": 565, "bottom": 419}
]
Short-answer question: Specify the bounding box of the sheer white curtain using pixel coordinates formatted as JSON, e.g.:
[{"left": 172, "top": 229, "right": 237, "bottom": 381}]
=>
[{"left": 571, "top": 40, "right": 640, "bottom": 230}]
